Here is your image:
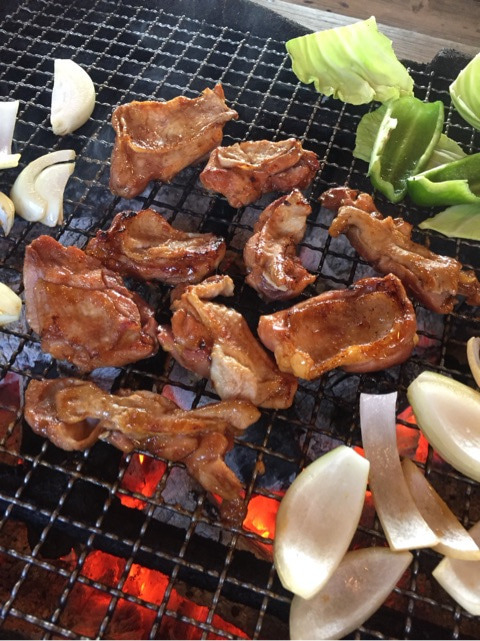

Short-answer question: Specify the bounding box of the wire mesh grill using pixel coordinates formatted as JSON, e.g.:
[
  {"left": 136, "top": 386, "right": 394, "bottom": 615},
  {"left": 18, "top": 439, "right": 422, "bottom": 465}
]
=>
[{"left": 0, "top": 0, "right": 480, "bottom": 638}]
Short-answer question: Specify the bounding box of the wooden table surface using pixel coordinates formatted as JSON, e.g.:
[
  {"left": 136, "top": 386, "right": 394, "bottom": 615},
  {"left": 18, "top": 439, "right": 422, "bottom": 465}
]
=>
[{"left": 251, "top": 0, "right": 479, "bottom": 63}]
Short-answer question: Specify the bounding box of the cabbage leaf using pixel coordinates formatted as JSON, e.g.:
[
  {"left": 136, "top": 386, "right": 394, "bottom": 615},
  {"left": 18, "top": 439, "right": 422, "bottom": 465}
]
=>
[
  {"left": 285, "top": 17, "right": 414, "bottom": 105},
  {"left": 419, "top": 204, "right": 480, "bottom": 240},
  {"left": 450, "top": 52, "right": 480, "bottom": 130}
]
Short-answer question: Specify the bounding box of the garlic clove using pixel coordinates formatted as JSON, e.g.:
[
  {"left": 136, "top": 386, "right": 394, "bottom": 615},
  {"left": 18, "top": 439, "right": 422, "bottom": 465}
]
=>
[
  {"left": 0, "top": 282, "right": 22, "bottom": 326},
  {"left": 51, "top": 59, "right": 95, "bottom": 136},
  {"left": 10, "top": 149, "right": 75, "bottom": 223},
  {"left": 0, "top": 191, "right": 15, "bottom": 236},
  {"left": 0, "top": 100, "right": 21, "bottom": 169}
]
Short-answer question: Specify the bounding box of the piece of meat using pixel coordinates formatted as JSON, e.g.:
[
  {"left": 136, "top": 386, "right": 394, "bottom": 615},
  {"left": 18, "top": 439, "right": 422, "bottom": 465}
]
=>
[
  {"left": 23, "top": 235, "right": 158, "bottom": 372},
  {"left": 257, "top": 274, "right": 418, "bottom": 380},
  {"left": 321, "top": 187, "right": 480, "bottom": 314},
  {"left": 24, "top": 377, "right": 260, "bottom": 524},
  {"left": 85, "top": 208, "right": 226, "bottom": 285},
  {"left": 110, "top": 84, "right": 238, "bottom": 199},
  {"left": 243, "top": 189, "right": 316, "bottom": 301},
  {"left": 199, "top": 138, "right": 319, "bottom": 208},
  {"left": 157, "top": 275, "right": 298, "bottom": 409}
]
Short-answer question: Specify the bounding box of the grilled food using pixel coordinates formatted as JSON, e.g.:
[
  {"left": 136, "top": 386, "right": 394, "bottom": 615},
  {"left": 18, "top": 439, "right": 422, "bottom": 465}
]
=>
[
  {"left": 86, "top": 208, "right": 226, "bottom": 285},
  {"left": 110, "top": 84, "right": 238, "bottom": 199},
  {"left": 199, "top": 138, "right": 319, "bottom": 208}
]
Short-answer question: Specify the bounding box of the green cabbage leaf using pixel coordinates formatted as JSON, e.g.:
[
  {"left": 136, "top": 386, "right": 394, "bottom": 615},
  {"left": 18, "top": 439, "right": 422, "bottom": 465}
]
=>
[{"left": 450, "top": 53, "right": 480, "bottom": 130}]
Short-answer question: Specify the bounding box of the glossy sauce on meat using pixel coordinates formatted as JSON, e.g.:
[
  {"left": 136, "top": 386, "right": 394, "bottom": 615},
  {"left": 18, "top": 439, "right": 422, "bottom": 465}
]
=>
[
  {"left": 258, "top": 274, "right": 418, "bottom": 380},
  {"left": 200, "top": 138, "right": 319, "bottom": 208},
  {"left": 110, "top": 84, "right": 238, "bottom": 199},
  {"left": 86, "top": 208, "right": 226, "bottom": 285},
  {"left": 244, "top": 189, "right": 316, "bottom": 300},
  {"left": 23, "top": 235, "right": 158, "bottom": 371}
]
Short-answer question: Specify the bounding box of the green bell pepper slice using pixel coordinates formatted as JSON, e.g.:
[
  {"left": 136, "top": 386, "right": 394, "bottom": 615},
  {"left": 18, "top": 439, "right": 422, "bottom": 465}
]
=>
[
  {"left": 407, "top": 152, "right": 480, "bottom": 206},
  {"left": 368, "top": 96, "right": 444, "bottom": 203}
]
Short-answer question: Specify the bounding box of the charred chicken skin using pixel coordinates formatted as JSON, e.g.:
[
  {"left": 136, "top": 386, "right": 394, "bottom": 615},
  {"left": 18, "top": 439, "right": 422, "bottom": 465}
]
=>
[
  {"left": 86, "top": 208, "right": 226, "bottom": 285},
  {"left": 244, "top": 189, "right": 316, "bottom": 301},
  {"left": 23, "top": 235, "right": 158, "bottom": 372},
  {"left": 321, "top": 187, "right": 480, "bottom": 314},
  {"left": 110, "top": 84, "right": 238, "bottom": 199},
  {"left": 199, "top": 138, "right": 319, "bottom": 208},
  {"left": 157, "top": 275, "right": 298, "bottom": 409},
  {"left": 257, "top": 274, "right": 418, "bottom": 380},
  {"left": 24, "top": 378, "right": 260, "bottom": 524}
]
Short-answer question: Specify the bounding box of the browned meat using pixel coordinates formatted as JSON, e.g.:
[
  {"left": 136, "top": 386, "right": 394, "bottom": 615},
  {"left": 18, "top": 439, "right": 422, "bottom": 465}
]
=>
[
  {"left": 110, "top": 84, "right": 238, "bottom": 199},
  {"left": 85, "top": 208, "right": 226, "bottom": 285},
  {"left": 199, "top": 138, "right": 319, "bottom": 208},
  {"left": 243, "top": 189, "right": 316, "bottom": 301},
  {"left": 257, "top": 274, "right": 417, "bottom": 380},
  {"left": 157, "top": 275, "right": 298, "bottom": 409},
  {"left": 24, "top": 377, "right": 260, "bottom": 524},
  {"left": 23, "top": 236, "right": 158, "bottom": 372},
  {"left": 321, "top": 187, "right": 480, "bottom": 314}
]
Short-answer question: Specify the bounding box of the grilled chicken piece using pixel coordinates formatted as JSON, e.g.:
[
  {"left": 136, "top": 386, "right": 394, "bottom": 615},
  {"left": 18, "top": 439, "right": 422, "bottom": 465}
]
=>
[
  {"left": 110, "top": 84, "right": 238, "bottom": 199},
  {"left": 258, "top": 274, "right": 417, "bottom": 380},
  {"left": 157, "top": 275, "right": 298, "bottom": 409},
  {"left": 85, "top": 208, "right": 226, "bottom": 285},
  {"left": 199, "top": 138, "right": 319, "bottom": 208},
  {"left": 321, "top": 187, "right": 480, "bottom": 314},
  {"left": 24, "top": 377, "right": 260, "bottom": 524},
  {"left": 23, "top": 235, "right": 158, "bottom": 372},
  {"left": 244, "top": 189, "right": 316, "bottom": 301}
]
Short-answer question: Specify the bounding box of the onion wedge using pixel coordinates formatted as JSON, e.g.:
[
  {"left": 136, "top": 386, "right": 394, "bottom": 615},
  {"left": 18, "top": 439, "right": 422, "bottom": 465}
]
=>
[
  {"left": 360, "top": 392, "right": 438, "bottom": 551},
  {"left": 274, "top": 445, "right": 369, "bottom": 599},
  {"left": 407, "top": 370, "right": 480, "bottom": 483},
  {"left": 0, "top": 192, "right": 15, "bottom": 236},
  {"left": 0, "top": 282, "right": 22, "bottom": 326},
  {"left": 432, "top": 520, "right": 480, "bottom": 615},
  {"left": 51, "top": 59, "right": 95, "bottom": 135},
  {"left": 290, "top": 547, "right": 413, "bottom": 640},
  {"left": 10, "top": 149, "right": 75, "bottom": 224},
  {"left": 466, "top": 336, "right": 480, "bottom": 387},
  {"left": 0, "top": 100, "right": 21, "bottom": 169},
  {"left": 402, "top": 458, "right": 480, "bottom": 559}
]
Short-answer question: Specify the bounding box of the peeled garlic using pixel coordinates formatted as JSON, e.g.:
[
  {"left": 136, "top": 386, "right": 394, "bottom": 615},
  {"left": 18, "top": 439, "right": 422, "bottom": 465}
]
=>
[
  {"left": 0, "top": 100, "right": 21, "bottom": 169},
  {"left": 0, "top": 192, "right": 15, "bottom": 235},
  {"left": 51, "top": 59, "right": 95, "bottom": 135},
  {"left": 10, "top": 149, "right": 75, "bottom": 225},
  {"left": 0, "top": 282, "right": 22, "bottom": 326}
]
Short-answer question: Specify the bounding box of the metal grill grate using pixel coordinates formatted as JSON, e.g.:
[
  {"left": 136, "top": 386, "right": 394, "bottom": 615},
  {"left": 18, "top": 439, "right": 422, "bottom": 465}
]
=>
[{"left": 1, "top": 0, "right": 480, "bottom": 638}]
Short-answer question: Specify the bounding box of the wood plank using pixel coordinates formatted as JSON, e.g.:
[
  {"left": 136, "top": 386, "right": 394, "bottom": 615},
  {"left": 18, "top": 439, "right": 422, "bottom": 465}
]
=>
[{"left": 251, "top": 0, "right": 479, "bottom": 63}]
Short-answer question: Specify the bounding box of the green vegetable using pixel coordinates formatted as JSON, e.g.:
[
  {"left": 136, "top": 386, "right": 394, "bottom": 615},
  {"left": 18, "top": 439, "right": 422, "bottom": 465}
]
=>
[
  {"left": 419, "top": 204, "right": 480, "bottom": 240},
  {"left": 285, "top": 17, "right": 414, "bottom": 105},
  {"left": 367, "top": 97, "right": 444, "bottom": 203},
  {"left": 450, "top": 52, "right": 480, "bottom": 130},
  {"left": 423, "top": 134, "right": 466, "bottom": 171},
  {"left": 407, "top": 152, "right": 480, "bottom": 206},
  {"left": 353, "top": 104, "right": 387, "bottom": 162}
]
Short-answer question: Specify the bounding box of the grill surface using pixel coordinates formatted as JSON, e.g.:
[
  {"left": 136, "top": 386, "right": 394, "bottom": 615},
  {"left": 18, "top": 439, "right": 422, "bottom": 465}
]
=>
[{"left": 1, "top": 0, "right": 480, "bottom": 639}]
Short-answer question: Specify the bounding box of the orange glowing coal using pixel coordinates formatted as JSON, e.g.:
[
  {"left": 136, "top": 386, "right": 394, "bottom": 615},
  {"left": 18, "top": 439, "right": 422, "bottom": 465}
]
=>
[
  {"left": 118, "top": 452, "right": 167, "bottom": 509},
  {"left": 243, "top": 493, "right": 282, "bottom": 542}
]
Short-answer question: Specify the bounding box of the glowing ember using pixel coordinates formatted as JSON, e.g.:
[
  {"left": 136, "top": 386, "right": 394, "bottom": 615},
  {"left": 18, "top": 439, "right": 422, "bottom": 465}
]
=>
[
  {"left": 243, "top": 494, "right": 281, "bottom": 541},
  {"left": 118, "top": 453, "right": 167, "bottom": 509}
]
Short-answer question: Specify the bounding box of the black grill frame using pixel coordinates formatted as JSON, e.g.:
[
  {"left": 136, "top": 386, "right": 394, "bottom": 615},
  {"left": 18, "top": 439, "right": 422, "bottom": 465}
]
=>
[{"left": 0, "top": 0, "right": 480, "bottom": 639}]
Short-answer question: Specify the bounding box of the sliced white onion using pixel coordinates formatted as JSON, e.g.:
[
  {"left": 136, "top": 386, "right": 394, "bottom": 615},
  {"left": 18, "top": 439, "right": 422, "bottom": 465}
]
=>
[
  {"left": 290, "top": 547, "right": 413, "bottom": 640},
  {"left": 466, "top": 336, "right": 480, "bottom": 387},
  {"left": 402, "top": 458, "right": 480, "bottom": 559},
  {"left": 360, "top": 392, "right": 438, "bottom": 551},
  {"left": 407, "top": 370, "right": 480, "bottom": 483},
  {"left": 0, "top": 191, "right": 15, "bottom": 236},
  {"left": 274, "top": 445, "right": 370, "bottom": 599},
  {"left": 51, "top": 59, "right": 95, "bottom": 135},
  {"left": 34, "top": 161, "right": 75, "bottom": 227},
  {"left": 10, "top": 149, "right": 75, "bottom": 223},
  {"left": 0, "top": 100, "right": 21, "bottom": 169},
  {"left": 0, "top": 282, "right": 22, "bottom": 326},
  {"left": 432, "top": 520, "right": 480, "bottom": 615}
]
